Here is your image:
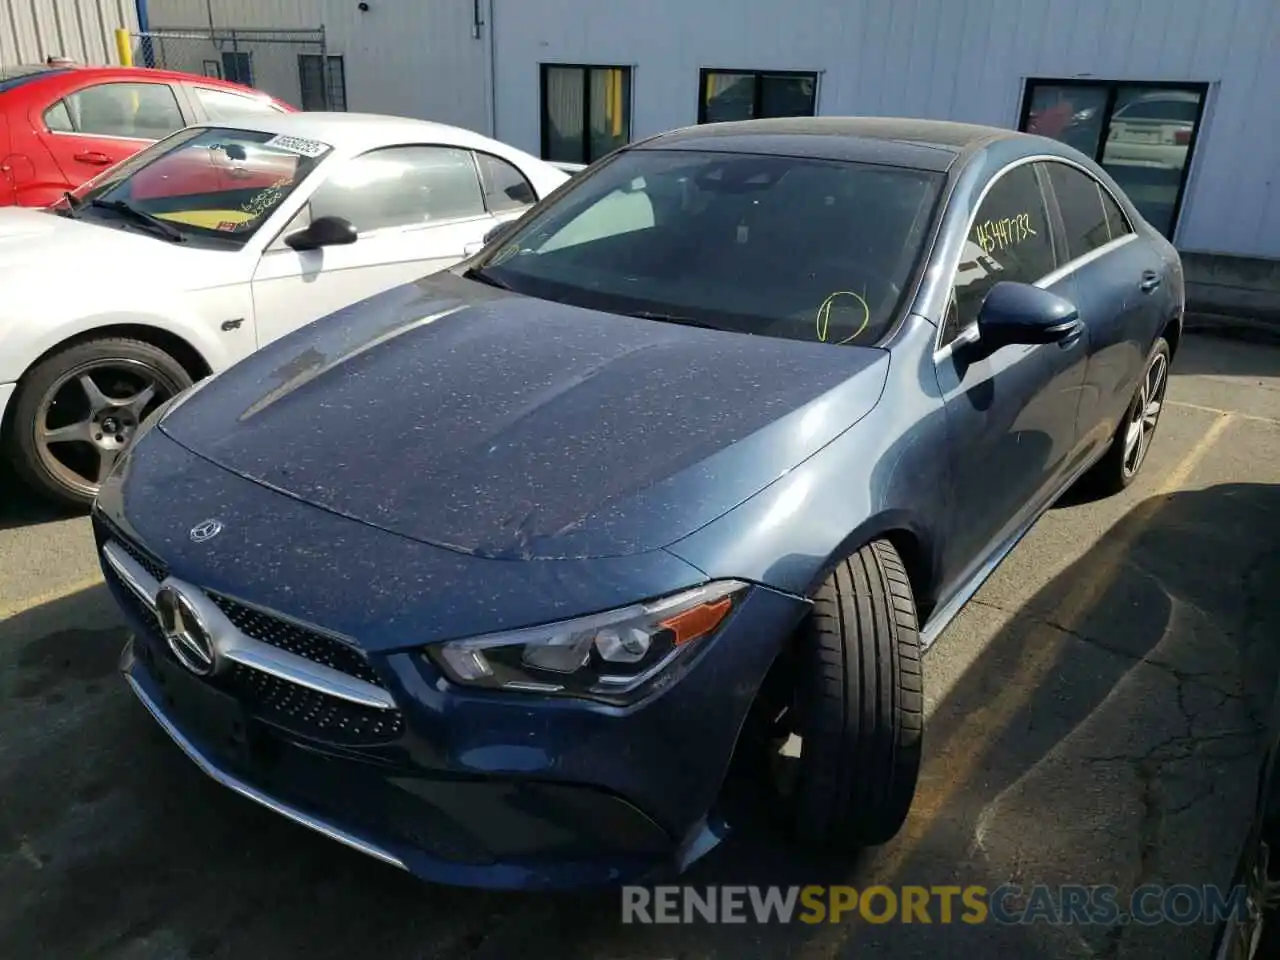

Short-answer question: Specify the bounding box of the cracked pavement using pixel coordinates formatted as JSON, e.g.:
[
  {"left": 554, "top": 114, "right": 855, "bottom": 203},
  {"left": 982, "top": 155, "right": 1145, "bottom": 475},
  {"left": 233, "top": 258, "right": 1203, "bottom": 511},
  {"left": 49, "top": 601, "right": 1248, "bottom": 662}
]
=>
[{"left": 1, "top": 333, "right": 1279, "bottom": 959}]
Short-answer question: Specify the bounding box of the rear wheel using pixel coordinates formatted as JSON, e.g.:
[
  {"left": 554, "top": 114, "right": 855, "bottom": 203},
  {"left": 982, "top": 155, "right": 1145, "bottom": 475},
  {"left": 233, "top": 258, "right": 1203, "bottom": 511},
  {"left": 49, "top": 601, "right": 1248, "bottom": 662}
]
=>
[
  {"left": 1082, "top": 337, "right": 1171, "bottom": 497},
  {"left": 770, "top": 540, "right": 924, "bottom": 848},
  {"left": 7, "top": 337, "right": 191, "bottom": 509}
]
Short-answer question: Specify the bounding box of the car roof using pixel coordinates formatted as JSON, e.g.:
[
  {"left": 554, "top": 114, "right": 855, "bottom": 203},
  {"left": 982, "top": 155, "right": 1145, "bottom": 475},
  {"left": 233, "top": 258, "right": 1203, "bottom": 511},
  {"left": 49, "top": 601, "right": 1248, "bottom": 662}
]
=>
[
  {"left": 638, "top": 116, "right": 1019, "bottom": 172},
  {"left": 0, "top": 63, "right": 282, "bottom": 99},
  {"left": 193, "top": 111, "right": 504, "bottom": 153}
]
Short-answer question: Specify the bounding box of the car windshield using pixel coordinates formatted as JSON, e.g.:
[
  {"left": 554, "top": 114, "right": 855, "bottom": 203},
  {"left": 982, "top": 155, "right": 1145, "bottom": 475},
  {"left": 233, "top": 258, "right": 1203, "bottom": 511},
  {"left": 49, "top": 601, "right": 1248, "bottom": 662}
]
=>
[
  {"left": 58, "top": 126, "right": 332, "bottom": 248},
  {"left": 470, "top": 149, "right": 942, "bottom": 346}
]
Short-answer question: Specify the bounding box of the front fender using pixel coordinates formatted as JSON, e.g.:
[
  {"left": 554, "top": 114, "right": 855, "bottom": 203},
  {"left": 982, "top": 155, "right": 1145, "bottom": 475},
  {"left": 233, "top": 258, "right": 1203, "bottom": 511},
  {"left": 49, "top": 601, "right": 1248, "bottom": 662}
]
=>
[
  {"left": 666, "top": 400, "right": 948, "bottom": 601},
  {"left": 0, "top": 301, "right": 248, "bottom": 385},
  {"left": 666, "top": 316, "right": 951, "bottom": 606}
]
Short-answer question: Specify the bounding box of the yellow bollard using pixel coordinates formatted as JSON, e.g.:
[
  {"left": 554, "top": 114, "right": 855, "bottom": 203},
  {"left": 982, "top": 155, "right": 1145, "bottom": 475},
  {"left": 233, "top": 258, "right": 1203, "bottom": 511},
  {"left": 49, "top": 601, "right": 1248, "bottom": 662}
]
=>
[{"left": 115, "top": 27, "right": 133, "bottom": 67}]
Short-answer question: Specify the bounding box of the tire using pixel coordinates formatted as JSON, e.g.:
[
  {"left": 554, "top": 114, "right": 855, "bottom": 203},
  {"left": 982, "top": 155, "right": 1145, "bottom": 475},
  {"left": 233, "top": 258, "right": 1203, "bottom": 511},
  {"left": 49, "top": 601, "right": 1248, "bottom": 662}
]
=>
[
  {"left": 7, "top": 337, "right": 192, "bottom": 509},
  {"left": 791, "top": 539, "right": 924, "bottom": 848},
  {"left": 1081, "top": 337, "right": 1172, "bottom": 497}
]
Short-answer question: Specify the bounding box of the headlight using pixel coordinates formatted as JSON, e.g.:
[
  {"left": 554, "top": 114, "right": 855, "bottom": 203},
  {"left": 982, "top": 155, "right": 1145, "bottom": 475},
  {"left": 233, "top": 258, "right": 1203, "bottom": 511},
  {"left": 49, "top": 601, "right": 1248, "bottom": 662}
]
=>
[{"left": 428, "top": 580, "right": 748, "bottom": 704}]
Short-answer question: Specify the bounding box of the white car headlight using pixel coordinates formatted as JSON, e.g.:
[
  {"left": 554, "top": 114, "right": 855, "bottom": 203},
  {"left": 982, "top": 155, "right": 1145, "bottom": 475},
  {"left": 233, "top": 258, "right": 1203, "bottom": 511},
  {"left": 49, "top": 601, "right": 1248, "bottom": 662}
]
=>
[{"left": 427, "top": 580, "right": 748, "bottom": 704}]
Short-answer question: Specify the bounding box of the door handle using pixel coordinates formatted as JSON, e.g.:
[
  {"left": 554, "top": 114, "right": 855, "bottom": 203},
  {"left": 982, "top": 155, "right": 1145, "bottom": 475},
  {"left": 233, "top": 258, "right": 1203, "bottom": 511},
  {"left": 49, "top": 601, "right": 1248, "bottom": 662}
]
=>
[
  {"left": 1139, "top": 271, "right": 1162, "bottom": 293},
  {"left": 73, "top": 151, "right": 113, "bottom": 166}
]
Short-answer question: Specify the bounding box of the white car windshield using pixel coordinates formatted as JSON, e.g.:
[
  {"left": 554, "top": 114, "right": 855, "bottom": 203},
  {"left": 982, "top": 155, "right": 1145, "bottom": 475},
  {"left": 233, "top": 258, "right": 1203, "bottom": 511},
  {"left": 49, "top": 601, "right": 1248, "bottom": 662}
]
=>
[{"left": 57, "top": 126, "right": 333, "bottom": 248}]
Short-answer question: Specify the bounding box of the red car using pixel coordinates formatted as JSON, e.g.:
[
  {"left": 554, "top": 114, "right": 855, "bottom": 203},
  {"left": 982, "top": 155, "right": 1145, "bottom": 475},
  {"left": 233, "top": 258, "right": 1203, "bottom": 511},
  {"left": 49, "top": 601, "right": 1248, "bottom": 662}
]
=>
[{"left": 0, "top": 62, "right": 294, "bottom": 207}]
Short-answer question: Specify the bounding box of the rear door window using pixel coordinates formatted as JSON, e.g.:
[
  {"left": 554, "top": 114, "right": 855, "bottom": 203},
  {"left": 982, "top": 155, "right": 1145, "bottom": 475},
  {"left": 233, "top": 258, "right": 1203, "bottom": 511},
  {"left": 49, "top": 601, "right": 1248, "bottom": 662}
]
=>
[
  {"left": 1043, "top": 161, "right": 1133, "bottom": 264},
  {"left": 191, "top": 86, "right": 285, "bottom": 122},
  {"left": 310, "top": 145, "right": 487, "bottom": 233},
  {"left": 475, "top": 151, "right": 537, "bottom": 212},
  {"left": 55, "top": 82, "right": 185, "bottom": 140}
]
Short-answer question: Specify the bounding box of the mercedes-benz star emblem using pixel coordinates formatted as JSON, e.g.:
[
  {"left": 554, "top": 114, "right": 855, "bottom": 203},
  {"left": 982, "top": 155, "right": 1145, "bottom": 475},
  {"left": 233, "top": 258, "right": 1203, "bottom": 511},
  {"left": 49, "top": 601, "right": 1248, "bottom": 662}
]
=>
[
  {"left": 189, "top": 518, "right": 223, "bottom": 543},
  {"left": 155, "top": 586, "right": 216, "bottom": 676}
]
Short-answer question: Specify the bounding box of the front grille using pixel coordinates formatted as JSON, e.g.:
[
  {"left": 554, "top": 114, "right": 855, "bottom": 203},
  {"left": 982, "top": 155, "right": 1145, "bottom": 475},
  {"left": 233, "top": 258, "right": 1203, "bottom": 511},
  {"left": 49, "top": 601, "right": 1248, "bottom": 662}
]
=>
[
  {"left": 96, "top": 513, "right": 168, "bottom": 583},
  {"left": 207, "top": 593, "right": 403, "bottom": 745},
  {"left": 117, "top": 537, "right": 168, "bottom": 584},
  {"left": 207, "top": 593, "right": 382, "bottom": 687},
  {"left": 226, "top": 665, "right": 405, "bottom": 744},
  {"left": 104, "top": 562, "right": 163, "bottom": 640},
  {"left": 101, "top": 524, "right": 404, "bottom": 746}
]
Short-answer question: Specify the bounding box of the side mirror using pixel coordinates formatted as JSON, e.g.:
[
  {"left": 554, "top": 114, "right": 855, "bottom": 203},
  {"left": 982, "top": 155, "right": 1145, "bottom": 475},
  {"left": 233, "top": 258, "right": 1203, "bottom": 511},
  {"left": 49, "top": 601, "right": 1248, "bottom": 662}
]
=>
[
  {"left": 976, "top": 282, "right": 1082, "bottom": 351},
  {"left": 483, "top": 223, "right": 505, "bottom": 245},
  {"left": 285, "top": 215, "right": 358, "bottom": 251}
]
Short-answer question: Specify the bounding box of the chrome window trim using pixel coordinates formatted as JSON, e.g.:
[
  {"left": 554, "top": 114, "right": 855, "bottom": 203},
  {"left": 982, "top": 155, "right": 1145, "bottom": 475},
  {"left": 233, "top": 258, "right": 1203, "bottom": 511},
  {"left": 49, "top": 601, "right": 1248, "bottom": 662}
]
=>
[
  {"left": 102, "top": 541, "right": 397, "bottom": 711},
  {"left": 1033, "top": 231, "right": 1137, "bottom": 288},
  {"left": 932, "top": 230, "right": 1138, "bottom": 364},
  {"left": 932, "top": 153, "right": 1138, "bottom": 360},
  {"left": 43, "top": 128, "right": 155, "bottom": 144}
]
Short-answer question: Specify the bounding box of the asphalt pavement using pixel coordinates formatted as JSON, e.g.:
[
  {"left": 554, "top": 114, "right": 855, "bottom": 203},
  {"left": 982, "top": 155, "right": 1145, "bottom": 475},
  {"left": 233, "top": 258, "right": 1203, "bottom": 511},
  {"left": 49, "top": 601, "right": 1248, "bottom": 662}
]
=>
[{"left": 2, "top": 332, "right": 1279, "bottom": 960}]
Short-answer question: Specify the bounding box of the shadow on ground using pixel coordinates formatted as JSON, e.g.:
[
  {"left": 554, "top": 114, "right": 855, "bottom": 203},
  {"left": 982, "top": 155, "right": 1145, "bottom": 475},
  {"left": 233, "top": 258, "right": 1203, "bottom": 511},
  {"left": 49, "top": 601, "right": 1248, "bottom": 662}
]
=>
[
  {"left": 1175, "top": 332, "right": 1280, "bottom": 381},
  {"left": 0, "top": 466, "right": 81, "bottom": 533},
  {"left": 0, "top": 483, "right": 1276, "bottom": 960}
]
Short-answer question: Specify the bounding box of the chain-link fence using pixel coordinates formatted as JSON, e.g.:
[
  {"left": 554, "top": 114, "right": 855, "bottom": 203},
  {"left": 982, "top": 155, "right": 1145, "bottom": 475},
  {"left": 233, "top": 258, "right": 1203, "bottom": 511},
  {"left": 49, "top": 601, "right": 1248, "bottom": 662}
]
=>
[{"left": 131, "top": 27, "right": 341, "bottom": 112}]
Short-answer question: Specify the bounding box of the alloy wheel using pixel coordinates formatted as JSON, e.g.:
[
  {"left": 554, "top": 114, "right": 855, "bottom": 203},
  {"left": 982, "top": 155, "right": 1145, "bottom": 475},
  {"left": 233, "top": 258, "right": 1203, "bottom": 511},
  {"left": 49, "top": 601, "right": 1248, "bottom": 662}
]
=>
[
  {"left": 33, "top": 358, "right": 175, "bottom": 498},
  {"left": 1122, "top": 351, "right": 1169, "bottom": 479}
]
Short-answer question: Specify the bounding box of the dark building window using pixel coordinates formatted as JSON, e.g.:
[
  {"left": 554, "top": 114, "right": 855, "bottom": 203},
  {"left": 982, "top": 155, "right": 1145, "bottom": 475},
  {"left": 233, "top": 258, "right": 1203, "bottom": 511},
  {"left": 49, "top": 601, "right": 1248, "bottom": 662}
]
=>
[
  {"left": 1020, "top": 79, "right": 1208, "bottom": 239},
  {"left": 221, "top": 51, "right": 252, "bottom": 86},
  {"left": 299, "top": 54, "right": 347, "bottom": 111},
  {"left": 698, "top": 69, "right": 818, "bottom": 124},
  {"left": 540, "top": 64, "right": 631, "bottom": 165}
]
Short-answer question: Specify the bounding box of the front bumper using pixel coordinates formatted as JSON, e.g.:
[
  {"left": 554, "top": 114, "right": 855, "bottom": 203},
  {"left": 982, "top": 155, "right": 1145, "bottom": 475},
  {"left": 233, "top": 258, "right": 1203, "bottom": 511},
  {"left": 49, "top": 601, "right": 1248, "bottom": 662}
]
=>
[{"left": 97, "top": 491, "right": 808, "bottom": 890}]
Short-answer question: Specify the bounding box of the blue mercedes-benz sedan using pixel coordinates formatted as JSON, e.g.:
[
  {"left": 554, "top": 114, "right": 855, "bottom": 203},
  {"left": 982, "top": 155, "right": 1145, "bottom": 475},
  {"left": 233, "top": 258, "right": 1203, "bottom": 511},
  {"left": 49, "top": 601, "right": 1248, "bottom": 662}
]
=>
[{"left": 92, "top": 117, "right": 1183, "bottom": 890}]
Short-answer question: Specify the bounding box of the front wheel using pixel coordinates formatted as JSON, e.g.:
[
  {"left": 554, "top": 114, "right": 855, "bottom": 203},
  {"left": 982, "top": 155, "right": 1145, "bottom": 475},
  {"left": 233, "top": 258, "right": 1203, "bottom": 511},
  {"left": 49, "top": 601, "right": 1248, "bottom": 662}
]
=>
[
  {"left": 781, "top": 540, "right": 924, "bottom": 849},
  {"left": 6, "top": 337, "right": 192, "bottom": 509}
]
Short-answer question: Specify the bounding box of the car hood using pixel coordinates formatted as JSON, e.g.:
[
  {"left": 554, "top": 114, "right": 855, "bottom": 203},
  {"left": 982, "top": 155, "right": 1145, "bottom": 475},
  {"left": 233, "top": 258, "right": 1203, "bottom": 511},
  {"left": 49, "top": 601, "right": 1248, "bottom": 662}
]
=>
[
  {"left": 159, "top": 272, "right": 890, "bottom": 560},
  {"left": 0, "top": 206, "right": 203, "bottom": 277}
]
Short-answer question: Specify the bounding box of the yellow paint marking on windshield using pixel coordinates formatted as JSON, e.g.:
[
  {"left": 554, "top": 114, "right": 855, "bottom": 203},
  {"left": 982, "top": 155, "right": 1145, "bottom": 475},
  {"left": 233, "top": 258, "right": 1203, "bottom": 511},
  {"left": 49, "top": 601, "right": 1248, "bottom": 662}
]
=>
[
  {"left": 153, "top": 209, "right": 255, "bottom": 229},
  {"left": 815, "top": 291, "right": 870, "bottom": 345}
]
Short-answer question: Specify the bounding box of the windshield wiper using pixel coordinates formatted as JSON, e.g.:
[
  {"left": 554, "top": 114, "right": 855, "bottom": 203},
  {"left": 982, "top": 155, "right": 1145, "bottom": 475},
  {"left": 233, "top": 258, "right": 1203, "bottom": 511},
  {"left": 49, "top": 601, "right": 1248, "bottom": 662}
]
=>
[
  {"left": 89, "top": 199, "right": 187, "bottom": 243},
  {"left": 624, "top": 310, "right": 723, "bottom": 331},
  {"left": 462, "top": 266, "right": 511, "bottom": 291}
]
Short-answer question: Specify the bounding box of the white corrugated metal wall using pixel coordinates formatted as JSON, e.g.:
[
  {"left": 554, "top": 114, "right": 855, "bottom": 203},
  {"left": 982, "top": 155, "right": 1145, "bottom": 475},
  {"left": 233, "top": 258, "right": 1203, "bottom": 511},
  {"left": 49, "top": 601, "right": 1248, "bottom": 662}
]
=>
[
  {"left": 146, "top": 0, "right": 490, "bottom": 130},
  {"left": 0, "top": 0, "right": 137, "bottom": 66},
  {"left": 491, "top": 0, "right": 1280, "bottom": 261}
]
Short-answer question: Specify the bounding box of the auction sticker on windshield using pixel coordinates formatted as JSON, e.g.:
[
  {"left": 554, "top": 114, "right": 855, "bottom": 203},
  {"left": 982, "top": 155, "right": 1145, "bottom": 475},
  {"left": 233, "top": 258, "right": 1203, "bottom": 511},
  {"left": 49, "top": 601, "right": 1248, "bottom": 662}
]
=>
[{"left": 263, "top": 134, "right": 330, "bottom": 158}]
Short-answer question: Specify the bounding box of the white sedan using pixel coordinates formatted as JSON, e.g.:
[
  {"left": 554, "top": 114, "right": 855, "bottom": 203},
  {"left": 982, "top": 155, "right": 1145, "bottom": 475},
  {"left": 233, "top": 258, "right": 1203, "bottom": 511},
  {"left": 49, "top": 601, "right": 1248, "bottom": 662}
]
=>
[{"left": 0, "top": 112, "right": 571, "bottom": 506}]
